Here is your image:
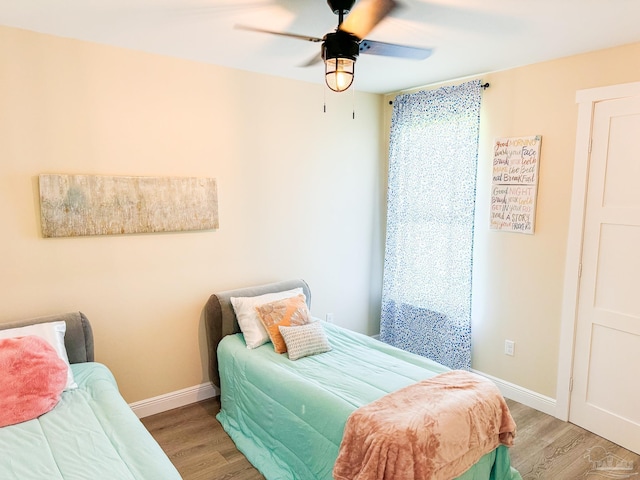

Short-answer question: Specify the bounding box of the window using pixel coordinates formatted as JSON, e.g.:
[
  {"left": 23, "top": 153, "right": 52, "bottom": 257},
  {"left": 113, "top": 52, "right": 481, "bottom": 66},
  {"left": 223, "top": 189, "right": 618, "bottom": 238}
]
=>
[{"left": 380, "top": 80, "right": 482, "bottom": 370}]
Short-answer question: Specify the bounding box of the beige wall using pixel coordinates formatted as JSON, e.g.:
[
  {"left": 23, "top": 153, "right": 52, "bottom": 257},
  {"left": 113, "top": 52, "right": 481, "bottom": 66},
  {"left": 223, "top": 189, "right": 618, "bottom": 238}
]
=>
[
  {"left": 4, "top": 22, "right": 640, "bottom": 405},
  {"left": 386, "top": 42, "right": 640, "bottom": 399},
  {"left": 0, "top": 26, "right": 385, "bottom": 402}
]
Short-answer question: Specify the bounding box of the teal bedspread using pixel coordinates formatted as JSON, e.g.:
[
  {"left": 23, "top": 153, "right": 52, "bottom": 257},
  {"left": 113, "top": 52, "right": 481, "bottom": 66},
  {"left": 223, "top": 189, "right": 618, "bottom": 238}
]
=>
[
  {"left": 0, "top": 363, "right": 181, "bottom": 480},
  {"left": 217, "top": 323, "right": 521, "bottom": 480}
]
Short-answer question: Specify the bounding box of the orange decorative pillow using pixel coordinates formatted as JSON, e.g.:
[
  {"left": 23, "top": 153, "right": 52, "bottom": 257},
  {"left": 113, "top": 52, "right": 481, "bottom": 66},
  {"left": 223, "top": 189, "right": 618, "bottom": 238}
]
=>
[{"left": 255, "top": 294, "right": 311, "bottom": 353}]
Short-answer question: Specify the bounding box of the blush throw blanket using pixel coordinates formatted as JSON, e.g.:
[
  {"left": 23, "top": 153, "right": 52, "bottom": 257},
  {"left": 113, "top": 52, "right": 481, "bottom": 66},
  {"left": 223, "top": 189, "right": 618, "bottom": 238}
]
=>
[{"left": 333, "top": 370, "right": 516, "bottom": 480}]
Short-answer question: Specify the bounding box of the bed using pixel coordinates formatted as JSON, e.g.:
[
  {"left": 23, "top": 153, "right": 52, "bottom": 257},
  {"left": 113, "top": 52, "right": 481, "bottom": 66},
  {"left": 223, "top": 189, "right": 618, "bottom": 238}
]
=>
[
  {"left": 0, "top": 311, "right": 182, "bottom": 480},
  {"left": 204, "top": 279, "right": 522, "bottom": 480}
]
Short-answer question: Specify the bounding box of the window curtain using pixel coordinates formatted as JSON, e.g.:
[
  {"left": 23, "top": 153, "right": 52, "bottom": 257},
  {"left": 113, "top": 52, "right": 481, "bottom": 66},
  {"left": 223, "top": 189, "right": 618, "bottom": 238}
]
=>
[{"left": 379, "top": 80, "right": 482, "bottom": 371}]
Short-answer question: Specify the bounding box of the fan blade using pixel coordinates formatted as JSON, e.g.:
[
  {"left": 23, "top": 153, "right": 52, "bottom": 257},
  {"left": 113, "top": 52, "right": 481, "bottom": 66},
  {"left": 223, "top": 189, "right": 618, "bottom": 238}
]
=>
[
  {"left": 235, "top": 25, "right": 323, "bottom": 43},
  {"left": 299, "top": 52, "right": 323, "bottom": 67},
  {"left": 339, "top": 0, "right": 398, "bottom": 40},
  {"left": 359, "top": 39, "right": 433, "bottom": 60}
]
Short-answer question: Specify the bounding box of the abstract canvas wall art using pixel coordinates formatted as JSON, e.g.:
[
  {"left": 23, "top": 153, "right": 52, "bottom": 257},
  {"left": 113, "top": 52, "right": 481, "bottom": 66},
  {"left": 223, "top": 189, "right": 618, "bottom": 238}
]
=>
[{"left": 39, "top": 174, "right": 219, "bottom": 237}]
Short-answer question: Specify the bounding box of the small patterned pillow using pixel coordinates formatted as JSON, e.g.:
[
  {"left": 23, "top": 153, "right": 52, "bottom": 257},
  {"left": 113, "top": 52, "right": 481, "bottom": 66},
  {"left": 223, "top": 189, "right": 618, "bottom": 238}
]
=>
[
  {"left": 278, "top": 321, "right": 332, "bottom": 361},
  {"left": 255, "top": 294, "right": 311, "bottom": 353}
]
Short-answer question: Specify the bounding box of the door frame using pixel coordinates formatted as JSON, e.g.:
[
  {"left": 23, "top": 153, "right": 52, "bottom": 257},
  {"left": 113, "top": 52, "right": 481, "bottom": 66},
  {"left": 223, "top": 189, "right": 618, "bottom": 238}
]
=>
[{"left": 556, "top": 81, "right": 640, "bottom": 421}]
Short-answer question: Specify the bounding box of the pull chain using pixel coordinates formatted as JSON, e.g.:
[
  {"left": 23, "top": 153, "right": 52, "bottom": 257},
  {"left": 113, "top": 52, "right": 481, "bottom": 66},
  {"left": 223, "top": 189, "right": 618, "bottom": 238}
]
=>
[
  {"left": 351, "top": 83, "right": 355, "bottom": 119},
  {"left": 323, "top": 83, "right": 327, "bottom": 113},
  {"left": 322, "top": 83, "right": 357, "bottom": 118}
]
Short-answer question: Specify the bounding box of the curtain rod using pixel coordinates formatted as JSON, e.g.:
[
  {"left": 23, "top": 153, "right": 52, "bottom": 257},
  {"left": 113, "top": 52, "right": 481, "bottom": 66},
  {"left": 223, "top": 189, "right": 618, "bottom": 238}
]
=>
[{"left": 388, "top": 82, "right": 490, "bottom": 105}]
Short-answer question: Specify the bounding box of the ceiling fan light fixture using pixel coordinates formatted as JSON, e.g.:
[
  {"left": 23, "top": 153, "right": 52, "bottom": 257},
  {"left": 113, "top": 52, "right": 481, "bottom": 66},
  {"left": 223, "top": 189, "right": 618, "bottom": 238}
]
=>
[
  {"left": 323, "top": 31, "right": 360, "bottom": 93},
  {"left": 325, "top": 57, "right": 355, "bottom": 92}
]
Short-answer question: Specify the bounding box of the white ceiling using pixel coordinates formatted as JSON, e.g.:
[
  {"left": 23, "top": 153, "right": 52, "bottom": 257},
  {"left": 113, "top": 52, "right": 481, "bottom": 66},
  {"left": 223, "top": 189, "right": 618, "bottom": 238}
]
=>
[{"left": 1, "top": 0, "right": 639, "bottom": 94}]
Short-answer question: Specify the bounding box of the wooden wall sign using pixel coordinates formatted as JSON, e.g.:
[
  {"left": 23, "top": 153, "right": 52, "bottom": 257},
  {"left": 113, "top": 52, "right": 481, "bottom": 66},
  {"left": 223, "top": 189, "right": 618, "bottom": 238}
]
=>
[{"left": 489, "top": 135, "right": 541, "bottom": 234}]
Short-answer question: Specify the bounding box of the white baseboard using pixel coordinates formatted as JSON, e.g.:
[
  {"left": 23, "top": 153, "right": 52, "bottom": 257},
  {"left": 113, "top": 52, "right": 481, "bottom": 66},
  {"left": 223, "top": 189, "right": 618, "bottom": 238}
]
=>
[
  {"left": 128, "top": 370, "right": 556, "bottom": 420},
  {"left": 129, "top": 382, "right": 219, "bottom": 419},
  {"left": 471, "top": 369, "right": 557, "bottom": 417}
]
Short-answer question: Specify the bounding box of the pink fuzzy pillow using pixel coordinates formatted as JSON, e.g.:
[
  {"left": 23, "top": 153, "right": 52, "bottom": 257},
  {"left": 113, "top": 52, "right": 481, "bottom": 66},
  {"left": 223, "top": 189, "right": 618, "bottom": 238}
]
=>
[{"left": 0, "top": 335, "right": 68, "bottom": 427}]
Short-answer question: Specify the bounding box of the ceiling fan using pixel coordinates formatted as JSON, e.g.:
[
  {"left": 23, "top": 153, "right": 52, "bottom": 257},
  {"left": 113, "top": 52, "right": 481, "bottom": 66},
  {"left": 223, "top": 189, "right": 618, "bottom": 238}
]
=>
[{"left": 237, "top": 0, "right": 433, "bottom": 92}]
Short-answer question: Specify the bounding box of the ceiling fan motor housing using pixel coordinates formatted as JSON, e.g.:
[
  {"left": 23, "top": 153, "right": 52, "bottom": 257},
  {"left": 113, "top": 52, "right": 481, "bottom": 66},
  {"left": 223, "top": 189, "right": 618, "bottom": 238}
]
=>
[{"left": 323, "top": 30, "right": 360, "bottom": 62}]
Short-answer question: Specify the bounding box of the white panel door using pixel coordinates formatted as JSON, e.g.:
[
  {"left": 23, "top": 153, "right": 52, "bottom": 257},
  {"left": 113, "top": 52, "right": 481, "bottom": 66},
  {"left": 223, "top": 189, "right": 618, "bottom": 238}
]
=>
[{"left": 570, "top": 95, "right": 640, "bottom": 454}]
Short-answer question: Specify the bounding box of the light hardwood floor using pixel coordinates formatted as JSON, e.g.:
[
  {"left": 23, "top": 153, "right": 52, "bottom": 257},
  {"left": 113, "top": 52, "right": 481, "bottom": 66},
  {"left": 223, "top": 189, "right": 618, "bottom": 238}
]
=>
[{"left": 142, "top": 397, "right": 640, "bottom": 479}]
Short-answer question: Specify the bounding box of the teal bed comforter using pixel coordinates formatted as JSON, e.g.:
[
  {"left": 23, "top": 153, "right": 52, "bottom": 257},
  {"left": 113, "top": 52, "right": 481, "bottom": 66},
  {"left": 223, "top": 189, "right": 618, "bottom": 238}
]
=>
[
  {"left": 217, "top": 322, "right": 521, "bottom": 480},
  {"left": 0, "top": 363, "right": 181, "bottom": 480}
]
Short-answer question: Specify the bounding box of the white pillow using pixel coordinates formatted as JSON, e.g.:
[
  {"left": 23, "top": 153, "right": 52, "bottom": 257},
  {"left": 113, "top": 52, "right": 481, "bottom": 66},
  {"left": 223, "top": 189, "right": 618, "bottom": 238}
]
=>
[
  {"left": 230, "top": 288, "right": 304, "bottom": 349},
  {"left": 0, "top": 321, "right": 77, "bottom": 390}
]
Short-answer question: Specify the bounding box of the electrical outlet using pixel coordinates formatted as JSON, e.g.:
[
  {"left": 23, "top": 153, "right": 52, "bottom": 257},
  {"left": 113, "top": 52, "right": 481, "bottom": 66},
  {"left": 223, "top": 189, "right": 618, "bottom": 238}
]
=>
[
  {"left": 504, "top": 340, "right": 515, "bottom": 356},
  {"left": 325, "top": 313, "right": 334, "bottom": 323}
]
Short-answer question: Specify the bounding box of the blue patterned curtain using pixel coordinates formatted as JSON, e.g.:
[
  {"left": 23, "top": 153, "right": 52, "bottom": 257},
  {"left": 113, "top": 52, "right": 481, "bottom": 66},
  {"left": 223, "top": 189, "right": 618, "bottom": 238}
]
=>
[{"left": 379, "top": 80, "right": 482, "bottom": 371}]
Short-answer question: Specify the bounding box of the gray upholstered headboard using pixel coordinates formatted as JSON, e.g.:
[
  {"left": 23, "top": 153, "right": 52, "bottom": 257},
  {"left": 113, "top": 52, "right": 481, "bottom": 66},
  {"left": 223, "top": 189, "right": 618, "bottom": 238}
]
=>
[
  {"left": 0, "top": 311, "right": 94, "bottom": 364},
  {"left": 204, "top": 279, "right": 311, "bottom": 388}
]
